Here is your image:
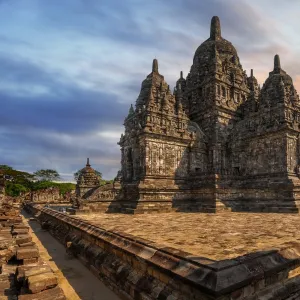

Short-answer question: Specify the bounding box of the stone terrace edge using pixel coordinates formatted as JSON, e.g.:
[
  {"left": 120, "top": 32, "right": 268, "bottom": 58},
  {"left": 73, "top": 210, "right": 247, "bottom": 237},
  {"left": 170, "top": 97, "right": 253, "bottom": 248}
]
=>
[{"left": 26, "top": 204, "right": 300, "bottom": 298}]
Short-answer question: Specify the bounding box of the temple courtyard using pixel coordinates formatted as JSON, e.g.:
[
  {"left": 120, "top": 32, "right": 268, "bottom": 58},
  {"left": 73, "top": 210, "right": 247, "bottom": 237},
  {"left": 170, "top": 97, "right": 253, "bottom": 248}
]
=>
[{"left": 75, "top": 212, "right": 300, "bottom": 261}]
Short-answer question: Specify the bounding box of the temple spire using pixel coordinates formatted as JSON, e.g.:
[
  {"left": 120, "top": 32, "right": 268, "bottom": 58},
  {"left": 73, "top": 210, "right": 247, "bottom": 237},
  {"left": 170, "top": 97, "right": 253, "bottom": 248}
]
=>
[
  {"left": 274, "top": 54, "right": 281, "bottom": 73},
  {"left": 129, "top": 104, "right": 134, "bottom": 114},
  {"left": 152, "top": 58, "right": 158, "bottom": 73},
  {"left": 210, "top": 16, "right": 221, "bottom": 40},
  {"left": 86, "top": 158, "right": 90, "bottom": 167},
  {"left": 180, "top": 71, "right": 183, "bottom": 79},
  {"left": 250, "top": 69, "right": 253, "bottom": 78}
]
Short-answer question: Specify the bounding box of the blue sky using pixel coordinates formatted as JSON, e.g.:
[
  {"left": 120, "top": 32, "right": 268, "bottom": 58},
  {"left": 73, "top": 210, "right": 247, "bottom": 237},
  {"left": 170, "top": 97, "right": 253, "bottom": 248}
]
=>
[{"left": 0, "top": 0, "right": 299, "bottom": 181}]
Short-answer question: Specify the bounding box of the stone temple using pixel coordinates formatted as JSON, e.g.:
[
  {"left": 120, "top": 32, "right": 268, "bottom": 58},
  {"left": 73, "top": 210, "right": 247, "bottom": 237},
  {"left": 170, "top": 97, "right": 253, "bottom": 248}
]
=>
[
  {"left": 76, "top": 158, "right": 100, "bottom": 199},
  {"left": 78, "top": 16, "right": 300, "bottom": 214}
]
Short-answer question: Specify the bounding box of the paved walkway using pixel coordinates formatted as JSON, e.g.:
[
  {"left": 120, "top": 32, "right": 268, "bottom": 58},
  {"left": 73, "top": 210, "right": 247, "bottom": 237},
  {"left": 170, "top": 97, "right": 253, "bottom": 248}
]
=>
[{"left": 22, "top": 211, "right": 120, "bottom": 300}]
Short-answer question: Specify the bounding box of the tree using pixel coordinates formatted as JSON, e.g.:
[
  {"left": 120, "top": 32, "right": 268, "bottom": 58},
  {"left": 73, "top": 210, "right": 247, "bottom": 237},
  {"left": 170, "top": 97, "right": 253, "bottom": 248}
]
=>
[
  {"left": 0, "top": 165, "right": 34, "bottom": 185},
  {"left": 31, "top": 181, "right": 76, "bottom": 196},
  {"left": 5, "top": 182, "right": 29, "bottom": 197},
  {"left": 33, "top": 169, "right": 61, "bottom": 182},
  {"left": 0, "top": 165, "right": 34, "bottom": 196},
  {"left": 73, "top": 169, "right": 102, "bottom": 182},
  {"left": 0, "top": 165, "right": 13, "bottom": 171}
]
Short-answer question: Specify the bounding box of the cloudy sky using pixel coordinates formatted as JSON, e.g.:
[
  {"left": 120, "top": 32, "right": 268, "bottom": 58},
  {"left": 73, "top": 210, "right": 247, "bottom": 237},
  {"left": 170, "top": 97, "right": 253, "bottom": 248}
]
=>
[{"left": 0, "top": 0, "right": 299, "bottom": 181}]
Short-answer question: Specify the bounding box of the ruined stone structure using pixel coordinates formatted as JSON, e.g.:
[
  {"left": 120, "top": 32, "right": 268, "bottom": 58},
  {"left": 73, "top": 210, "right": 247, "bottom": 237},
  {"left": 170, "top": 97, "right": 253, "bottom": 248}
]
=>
[
  {"left": 75, "top": 158, "right": 100, "bottom": 199},
  {"left": 21, "top": 187, "right": 75, "bottom": 206},
  {"left": 27, "top": 203, "right": 300, "bottom": 299},
  {"left": 30, "top": 187, "right": 61, "bottom": 203},
  {"left": 0, "top": 171, "right": 5, "bottom": 202},
  {"left": 117, "top": 16, "right": 300, "bottom": 213}
]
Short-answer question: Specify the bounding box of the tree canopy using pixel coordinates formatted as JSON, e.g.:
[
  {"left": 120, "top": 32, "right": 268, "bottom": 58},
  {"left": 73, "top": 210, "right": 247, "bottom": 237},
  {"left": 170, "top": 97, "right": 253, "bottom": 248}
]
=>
[
  {"left": 0, "top": 165, "right": 34, "bottom": 185},
  {"left": 0, "top": 166, "right": 76, "bottom": 197},
  {"left": 0, "top": 165, "right": 34, "bottom": 196},
  {"left": 33, "top": 169, "right": 61, "bottom": 182}
]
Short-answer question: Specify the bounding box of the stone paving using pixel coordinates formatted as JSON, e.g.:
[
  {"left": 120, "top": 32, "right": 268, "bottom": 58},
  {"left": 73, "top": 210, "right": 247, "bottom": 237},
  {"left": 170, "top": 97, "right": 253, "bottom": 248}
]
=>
[{"left": 75, "top": 212, "right": 300, "bottom": 260}]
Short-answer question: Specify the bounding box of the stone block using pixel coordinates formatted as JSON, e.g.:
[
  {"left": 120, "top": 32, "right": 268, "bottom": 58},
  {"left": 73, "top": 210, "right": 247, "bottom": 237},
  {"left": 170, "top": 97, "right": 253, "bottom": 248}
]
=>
[
  {"left": 19, "top": 242, "right": 36, "bottom": 247},
  {"left": 17, "top": 265, "right": 47, "bottom": 283},
  {"left": 19, "top": 286, "right": 66, "bottom": 300},
  {"left": 12, "top": 228, "right": 29, "bottom": 235},
  {"left": 0, "top": 228, "right": 11, "bottom": 234},
  {"left": 13, "top": 224, "right": 29, "bottom": 230},
  {"left": 0, "top": 248, "right": 15, "bottom": 262},
  {"left": 16, "top": 235, "right": 32, "bottom": 245},
  {"left": 17, "top": 248, "right": 39, "bottom": 260},
  {"left": 0, "top": 238, "right": 14, "bottom": 250},
  {"left": 24, "top": 266, "right": 52, "bottom": 279},
  {"left": 23, "top": 258, "right": 39, "bottom": 265},
  {"left": 27, "top": 272, "right": 58, "bottom": 294}
]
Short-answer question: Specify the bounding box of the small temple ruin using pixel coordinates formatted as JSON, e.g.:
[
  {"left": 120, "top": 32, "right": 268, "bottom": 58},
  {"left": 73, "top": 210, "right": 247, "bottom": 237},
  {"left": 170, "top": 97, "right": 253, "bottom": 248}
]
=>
[
  {"left": 75, "top": 16, "right": 300, "bottom": 214},
  {"left": 75, "top": 158, "right": 100, "bottom": 199}
]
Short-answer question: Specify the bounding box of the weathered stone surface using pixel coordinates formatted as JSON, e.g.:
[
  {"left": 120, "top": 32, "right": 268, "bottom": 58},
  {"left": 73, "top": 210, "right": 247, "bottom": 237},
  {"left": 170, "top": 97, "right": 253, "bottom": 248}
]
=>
[
  {"left": 24, "top": 266, "right": 52, "bottom": 279},
  {"left": 19, "top": 286, "right": 66, "bottom": 300},
  {"left": 19, "top": 242, "right": 36, "bottom": 247},
  {"left": 27, "top": 272, "right": 58, "bottom": 294},
  {"left": 13, "top": 224, "right": 29, "bottom": 230},
  {"left": 12, "top": 228, "right": 29, "bottom": 235},
  {"left": 75, "top": 212, "right": 300, "bottom": 260},
  {"left": 16, "top": 262, "right": 49, "bottom": 283},
  {"left": 0, "top": 237, "right": 14, "bottom": 250},
  {"left": 23, "top": 257, "right": 39, "bottom": 265},
  {"left": 0, "top": 201, "right": 65, "bottom": 299},
  {"left": 16, "top": 248, "right": 39, "bottom": 260},
  {"left": 16, "top": 235, "right": 32, "bottom": 245},
  {"left": 28, "top": 205, "right": 300, "bottom": 300},
  {"left": 23, "top": 187, "right": 62, "bottom": 204}
]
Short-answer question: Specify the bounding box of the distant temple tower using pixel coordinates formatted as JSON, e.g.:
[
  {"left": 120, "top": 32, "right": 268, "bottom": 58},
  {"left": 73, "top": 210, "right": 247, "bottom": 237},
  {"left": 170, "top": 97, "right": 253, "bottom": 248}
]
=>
[{"left": 76, "top": 158, "right": 100, "bottom": 199}]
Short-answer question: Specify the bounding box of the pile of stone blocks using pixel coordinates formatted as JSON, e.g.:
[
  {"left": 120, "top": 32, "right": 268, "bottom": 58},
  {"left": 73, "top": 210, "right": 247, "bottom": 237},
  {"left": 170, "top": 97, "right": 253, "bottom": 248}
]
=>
[{"left": 0, "top": 203, "right": 66, "bottom": 299}]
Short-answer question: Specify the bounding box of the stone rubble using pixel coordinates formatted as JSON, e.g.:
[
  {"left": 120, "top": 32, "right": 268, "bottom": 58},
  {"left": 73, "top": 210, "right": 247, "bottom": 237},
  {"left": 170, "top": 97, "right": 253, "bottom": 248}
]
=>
[{"left": 0, "top": 201, "right": 66, "bottom": 299}]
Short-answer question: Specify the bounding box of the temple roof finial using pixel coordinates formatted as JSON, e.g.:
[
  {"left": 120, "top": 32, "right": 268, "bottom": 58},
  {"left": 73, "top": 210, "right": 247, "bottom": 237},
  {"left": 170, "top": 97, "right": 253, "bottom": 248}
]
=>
[
  {"left": 210, "top": 16, "right": 221, "bottom": 40},
  {"left": 250, "top": 69, "right": 253, "bottom": 78},
  {"left": 274, "top": 54, "right": 281, "bottom": 73},
  {"left": 86, "top": 158, "right": 90, "bottom": 167},
  {"left": 129, "top": 104, "right": 134, "bottom": 114},
  {"left": 152, "top": 58, "right": 158, "bottom": 73},
  {"left": 180, "top": 71, "right": 183, "bottom": 79}
]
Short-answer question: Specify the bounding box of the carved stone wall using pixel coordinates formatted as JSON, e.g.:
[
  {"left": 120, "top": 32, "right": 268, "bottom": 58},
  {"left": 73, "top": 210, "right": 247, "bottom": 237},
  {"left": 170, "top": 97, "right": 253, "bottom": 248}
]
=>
[{"left": 30, "top": 187, "right": 61, "bottom": 203}]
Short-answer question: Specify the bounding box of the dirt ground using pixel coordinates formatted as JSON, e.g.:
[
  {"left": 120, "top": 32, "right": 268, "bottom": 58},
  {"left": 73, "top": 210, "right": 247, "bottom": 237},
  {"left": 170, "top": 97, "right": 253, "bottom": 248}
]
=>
[
  {"left": 76, "top": 212, "right": 300, "bottom": 260},
  {"left": 22, "top": 211, "right": 120, "bottom": 300}
]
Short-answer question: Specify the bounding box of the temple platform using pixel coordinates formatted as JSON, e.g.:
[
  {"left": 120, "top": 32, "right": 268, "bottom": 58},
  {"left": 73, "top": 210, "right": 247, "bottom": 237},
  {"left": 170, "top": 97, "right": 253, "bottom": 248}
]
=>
[
  {"left": 26, "top": 204, "right": 300, "bottom": 299},
  {"left": 74, "top": 211, "right": 300, "bottom": 260}
]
